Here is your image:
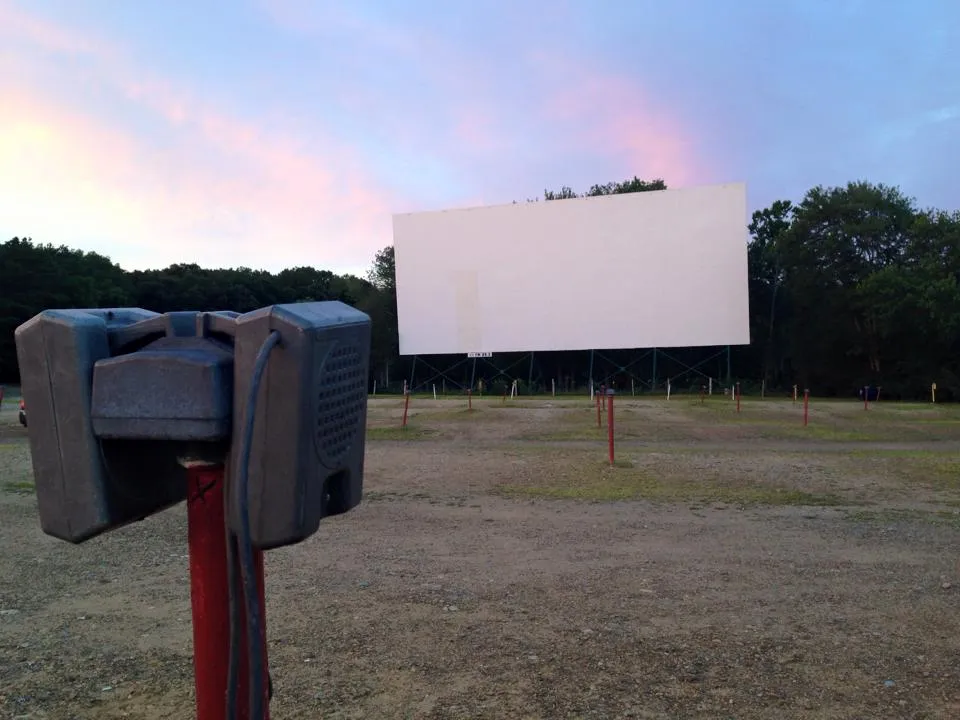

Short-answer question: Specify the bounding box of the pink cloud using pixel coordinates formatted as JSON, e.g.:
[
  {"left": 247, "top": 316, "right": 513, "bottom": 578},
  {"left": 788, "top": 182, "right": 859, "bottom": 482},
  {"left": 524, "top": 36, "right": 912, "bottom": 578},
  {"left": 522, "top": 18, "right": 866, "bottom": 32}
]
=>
[
  {"left": 0, "top": 0, "right": 711, "bottom": 276},
  {"left": 528, "top": 52, "right": 706, "bottom": 188},
  {"left": 0, "top": 1, "right": 103, "bottom": 56},
  {"left": 451, "top": 107, "right": 507, "bottom": 154},
  {"left": 255, "top": 1, "right": 507, "bottom": 155},
  {"left": 253, "top": 0, "right": 422, "bottom": 55},
  {"left": 0, "top": 2, "right": 403, "bottom": 273},
  {"left": 254, "top": 4, "right": 706, "bottom": 190}
]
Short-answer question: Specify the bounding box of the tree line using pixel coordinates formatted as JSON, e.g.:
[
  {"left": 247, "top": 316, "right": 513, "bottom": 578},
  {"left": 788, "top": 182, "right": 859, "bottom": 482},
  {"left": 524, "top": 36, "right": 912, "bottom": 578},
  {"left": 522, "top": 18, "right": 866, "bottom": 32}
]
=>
[{"left": 2, "top": 176, "right": 958, "bottom": 400}]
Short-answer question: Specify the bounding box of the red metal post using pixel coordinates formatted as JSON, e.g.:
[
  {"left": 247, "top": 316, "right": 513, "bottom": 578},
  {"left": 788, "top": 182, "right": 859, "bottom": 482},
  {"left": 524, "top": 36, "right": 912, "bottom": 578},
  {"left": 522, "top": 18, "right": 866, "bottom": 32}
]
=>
[
  {"left": 0, "top": 385, "right": 5, "bottom": 410},
  {"left": 606, "top": 391, "right": 615, "bottom": 465},
  {"left": 467, "top": 389, "right": 472, "bottom": 411},
  {"left": 803, "top": 389, "right": 809, "bottom": 427},
  {"left": 863, "top": 386, "right": 869, "bottom": 411},
  {"left": 736, "top": 382, "right": 741, "bottom": 413},
  {"left": 186, "top": 465, "right": 270, "bottom": 720},
  {"left": 401, "top": 391, "right": 410, "bottom": 428},
  {"left": 502, "top": 388, "right": 507, "bottom": 405},
  {"left": 596, "top": 393, "right": 602, "bottom": 428}
]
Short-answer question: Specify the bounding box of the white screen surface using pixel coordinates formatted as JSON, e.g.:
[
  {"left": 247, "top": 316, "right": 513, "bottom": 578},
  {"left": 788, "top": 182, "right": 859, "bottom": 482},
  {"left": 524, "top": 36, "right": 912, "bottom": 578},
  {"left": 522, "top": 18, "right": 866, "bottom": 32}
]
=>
[{"left": 393, "top": 182, "right": 750, "bottom": 355}]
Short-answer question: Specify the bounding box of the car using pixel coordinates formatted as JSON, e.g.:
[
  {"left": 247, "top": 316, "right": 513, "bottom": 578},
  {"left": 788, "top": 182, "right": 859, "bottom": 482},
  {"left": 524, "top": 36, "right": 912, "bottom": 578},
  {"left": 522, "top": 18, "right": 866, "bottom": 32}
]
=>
[{"left": 18, "top": 399, "right": 26, "bottom": 427}]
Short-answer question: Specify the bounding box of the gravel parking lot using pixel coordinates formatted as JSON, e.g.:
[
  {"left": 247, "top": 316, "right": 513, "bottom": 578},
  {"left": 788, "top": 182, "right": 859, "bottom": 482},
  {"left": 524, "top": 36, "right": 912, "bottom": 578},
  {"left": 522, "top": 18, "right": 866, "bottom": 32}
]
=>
[{"left": 2, "top": 394, "right": 959, "bottom": 719}]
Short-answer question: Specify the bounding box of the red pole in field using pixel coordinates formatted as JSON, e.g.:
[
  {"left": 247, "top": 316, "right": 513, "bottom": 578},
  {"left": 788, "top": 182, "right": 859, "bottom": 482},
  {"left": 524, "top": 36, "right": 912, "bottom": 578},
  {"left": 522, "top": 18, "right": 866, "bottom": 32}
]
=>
[
  {"left": 596, "top": 393, "right": 602, "bottom": 428},
  {"left": 502, "top": 388, "right": 507, "bottom": 405},
  {"left": 803, "top": 389, "right": 809, "bottom": 426},
  {"left": 601, "top": 385, "right": 606, "bottom": 411},
  {"left": 606, "top": 390, "right": 615, "bottom": 465},
  {"left": 401, "top": 391, "right": 410, "bottom": 428},
  {"left": 467, "top": 389, "right": 472, "bottom": 411},
  {"left": 699, "top": 385, "right": 705, "bottom": 405},
  {"left": 863, "top": 386, "right": 869, "bottom": 411},
  {"left": 186, "top": 464, "right": 270, "bottom": 720},
  {"left": 0, "top": 385, "right": 5, "bottom": 411},
  {"left": 736, "top": 382, "right": 741, "bottom": 413}
]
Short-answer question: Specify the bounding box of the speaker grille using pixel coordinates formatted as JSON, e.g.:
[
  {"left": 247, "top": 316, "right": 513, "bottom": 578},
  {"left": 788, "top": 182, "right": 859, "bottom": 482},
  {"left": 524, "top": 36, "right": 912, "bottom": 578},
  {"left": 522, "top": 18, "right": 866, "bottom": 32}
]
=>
[{"left": 316, "top": 343, "right": 365, "bottom": 466}]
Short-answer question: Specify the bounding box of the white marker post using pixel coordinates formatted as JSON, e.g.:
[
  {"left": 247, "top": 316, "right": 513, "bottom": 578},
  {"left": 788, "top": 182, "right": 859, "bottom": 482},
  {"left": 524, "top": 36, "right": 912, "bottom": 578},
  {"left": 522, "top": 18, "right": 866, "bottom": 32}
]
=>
[
  {"left": 372, "top": 380, "right": 377, "bottom": 396},
  {"left": 708, "top": 377, "right": 713, "bottom": 396},
  {"left": 433, "top": 384, "right": 437, "bottom": 401},
  {"left": 631, "top": 378, "right": 635, "bottom": 396},
  {"left": 551, "top": 378, "right": 556, "bottom": 397},
  {"left": 666, "top": 379, "right": 672, "bottom": 400}
]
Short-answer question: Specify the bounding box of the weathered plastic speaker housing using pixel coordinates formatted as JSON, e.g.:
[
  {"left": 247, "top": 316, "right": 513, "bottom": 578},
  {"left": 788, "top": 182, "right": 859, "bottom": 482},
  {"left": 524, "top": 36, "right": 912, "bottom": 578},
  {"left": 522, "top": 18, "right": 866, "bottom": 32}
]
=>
[
  {"left": 230, "top": 302, "right": 371, "bottom": 550},
  {"left": 16, "top": 309, "right": 167, "bottom": 541},
  {"left": 15, "top": 302, "right": 369, "bottom": 549}
]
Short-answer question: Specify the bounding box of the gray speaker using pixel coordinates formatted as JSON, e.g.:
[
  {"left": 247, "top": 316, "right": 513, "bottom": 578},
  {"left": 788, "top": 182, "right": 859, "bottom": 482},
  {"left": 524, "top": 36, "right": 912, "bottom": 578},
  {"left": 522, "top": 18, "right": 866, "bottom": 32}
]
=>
[
  {"left": 13, "top": 308, "right": 198, "bottom": 542},
  {"left": 230, "top": 302, "right": 371, "bottom": 550}
]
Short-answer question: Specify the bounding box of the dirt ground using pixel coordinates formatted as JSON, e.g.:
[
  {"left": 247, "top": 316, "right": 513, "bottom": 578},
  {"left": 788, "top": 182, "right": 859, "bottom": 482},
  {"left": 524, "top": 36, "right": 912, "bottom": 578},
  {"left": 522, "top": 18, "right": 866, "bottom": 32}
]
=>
[{"left": 2, "top": 390, "right": 960, "bottom": 719}]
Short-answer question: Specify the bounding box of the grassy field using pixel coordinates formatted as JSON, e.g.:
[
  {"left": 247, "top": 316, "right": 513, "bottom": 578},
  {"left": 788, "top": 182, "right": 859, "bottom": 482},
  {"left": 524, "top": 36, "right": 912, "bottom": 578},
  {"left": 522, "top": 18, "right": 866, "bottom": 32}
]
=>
[{"left": 1, "top": 391, "right": 959, "bottom": 718}]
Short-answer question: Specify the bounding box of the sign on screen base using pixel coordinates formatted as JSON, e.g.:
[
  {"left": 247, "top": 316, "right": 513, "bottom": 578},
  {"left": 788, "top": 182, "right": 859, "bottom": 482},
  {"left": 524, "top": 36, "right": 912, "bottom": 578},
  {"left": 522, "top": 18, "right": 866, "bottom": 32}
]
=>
[{"left": 467, "top": 352, "right": 492, "bottom": 358}]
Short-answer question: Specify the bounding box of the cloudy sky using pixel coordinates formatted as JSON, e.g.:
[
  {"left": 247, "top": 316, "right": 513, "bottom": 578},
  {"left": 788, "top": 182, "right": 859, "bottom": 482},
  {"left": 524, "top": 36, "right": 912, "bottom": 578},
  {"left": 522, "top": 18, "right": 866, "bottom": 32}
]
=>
[{"left": 1, "top": 0, "right": 957, "bottom": 276}]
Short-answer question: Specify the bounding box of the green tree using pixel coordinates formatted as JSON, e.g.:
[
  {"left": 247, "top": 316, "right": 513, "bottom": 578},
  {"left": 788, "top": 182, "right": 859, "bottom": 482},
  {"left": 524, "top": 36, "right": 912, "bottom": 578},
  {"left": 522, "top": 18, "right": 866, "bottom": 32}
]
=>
[
  {"left": 777, "top": 181, "right": 916, "bottom": 391},
  {"left": 6, "top": 176, "right": 959, "bottom": 399},
  {"left": 364, "top": 245, "right": 399, "bottom": 388},
  {"left": 367, "top": 246, "right": 396, "bottom": 293},
  {"left": 747, "top": 200, "right": 793, "bottom": 386},
  {"left": 0, "top": 238, "right": 132, "bottom": 380},
  {"left": 543, "top": 176, "right": 667, "bottom": 201}
]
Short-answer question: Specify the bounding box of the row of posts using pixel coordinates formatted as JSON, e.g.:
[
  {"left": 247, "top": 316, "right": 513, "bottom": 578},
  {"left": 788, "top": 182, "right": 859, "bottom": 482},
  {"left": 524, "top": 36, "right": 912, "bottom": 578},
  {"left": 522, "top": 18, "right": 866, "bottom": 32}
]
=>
[{"left": 382, "top": 378, "right": 793, "bottom": 400}]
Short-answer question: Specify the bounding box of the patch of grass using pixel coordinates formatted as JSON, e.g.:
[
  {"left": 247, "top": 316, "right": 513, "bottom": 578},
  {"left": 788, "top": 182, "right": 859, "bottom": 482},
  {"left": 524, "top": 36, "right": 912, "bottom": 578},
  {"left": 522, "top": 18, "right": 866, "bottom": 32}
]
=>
[
  {"left": 844, "top": 508, "right": 960, "bottom": 528},
  {"left": 847, "top": 451, "right": 960, "bottom": 493},
  {"left": 516, "top": 428, "right": 612, "bottom": 441},
  {"left": 775, "top": 424, "right": 875, "bottom": 441},
  {"left": 493, "top": 462, "right": 847, "bottom": 507},
  {"left": 363, "top": 489, "right": 433, "bottom": 502},
  {"left": 366, "top": 426, "right": 435, "bottom": 441},
  {"left": 420, "top": 407, "right": 483, "bottom": 421},
  {"left": 847, "top": 449, "right": 942, "bottom": 459},
  {"left": 3, "top": 480, "right": 34, "bottom": 494},
  {"left": 0, "top": 439, "right": 33, "bottom": 494},
  {"left": 500, "top": 442, "right": 817, "bottom": 461},
  {"left": 920, "top": 459, "right": 960, "bottom": 491},
  {"left": 515, "top": 417, "right": 649, "bottom": 441}
]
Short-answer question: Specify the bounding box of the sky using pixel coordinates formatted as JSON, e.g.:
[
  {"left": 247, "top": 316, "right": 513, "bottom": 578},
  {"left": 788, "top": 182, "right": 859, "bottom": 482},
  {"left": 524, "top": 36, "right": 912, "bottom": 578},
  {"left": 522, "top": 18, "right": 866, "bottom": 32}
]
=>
[{"left": 1, "top": 0, "right": 957, "bottom": 277}]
